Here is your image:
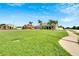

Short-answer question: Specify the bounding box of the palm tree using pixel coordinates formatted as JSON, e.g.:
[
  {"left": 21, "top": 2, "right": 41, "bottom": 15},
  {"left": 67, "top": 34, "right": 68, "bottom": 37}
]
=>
[
  {"left": 38, "top": 20, "right": 42, "bottom": 25},
  {"left": 29, "top": 21, "right": 33, "bottom": 24},
  {"left": 38, "top": 20, "right": 42, "bottom": 29}
]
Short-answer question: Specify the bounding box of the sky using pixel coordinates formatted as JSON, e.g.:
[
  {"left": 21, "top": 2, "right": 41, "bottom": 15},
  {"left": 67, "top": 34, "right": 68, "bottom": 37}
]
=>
[{"left": 0, "top": 3, "right": 79, "bottom": 27}]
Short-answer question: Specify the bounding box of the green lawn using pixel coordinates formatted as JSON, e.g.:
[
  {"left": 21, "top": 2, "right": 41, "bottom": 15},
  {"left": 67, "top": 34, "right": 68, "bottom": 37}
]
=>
[
  {"left": 75, "top": 32, "right": 79, "bottom": 35},
  {"left": 0, "top": 30, "right": 70, "bottom": 56},
  {"left": 70, "top": 30, "right": 79, "bottom": 35}
]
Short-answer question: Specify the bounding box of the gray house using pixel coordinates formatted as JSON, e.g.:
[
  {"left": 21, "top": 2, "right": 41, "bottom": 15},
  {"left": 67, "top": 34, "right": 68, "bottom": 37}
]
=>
[
  {"left": 0, "top": 24, "right": 15, "bottom": 30},
  {"left": 41, "top": 23, "right": 58, "bottom": 30}
]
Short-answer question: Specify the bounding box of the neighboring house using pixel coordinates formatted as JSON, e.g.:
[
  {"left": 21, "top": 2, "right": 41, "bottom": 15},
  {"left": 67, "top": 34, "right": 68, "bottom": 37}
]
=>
[
  {"left": 22, "top": 22, "right": 58, "bottom": 30},
  {"left": 22, "top": 24, "right": 34, "bottom": 29},
  {"left": 41, "top": 23, "right": 58, "bottom": 30},
  {"left": 0, "top": 24, "right": 15, "bottom": 30}
]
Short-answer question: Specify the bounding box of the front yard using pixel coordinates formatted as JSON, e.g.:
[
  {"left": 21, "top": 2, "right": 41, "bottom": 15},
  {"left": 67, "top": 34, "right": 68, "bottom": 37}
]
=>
[{"left": 0, "top": 30, "right": 70, "bottom": 56}]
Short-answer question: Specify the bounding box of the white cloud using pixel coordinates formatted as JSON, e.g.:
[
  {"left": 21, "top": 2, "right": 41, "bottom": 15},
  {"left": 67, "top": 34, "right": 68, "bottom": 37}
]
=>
[
  {"left": 60, "top": 17, "right": 75, "bottom": 22},
  {"left": 61, "top": 4, "right": 79, "bottom": 15},
  {"left": 7, "top": 3, "right": 25, "bottom": 6},
  {"left": 60, "top": 4, "right": 79, "bottom": 22}
]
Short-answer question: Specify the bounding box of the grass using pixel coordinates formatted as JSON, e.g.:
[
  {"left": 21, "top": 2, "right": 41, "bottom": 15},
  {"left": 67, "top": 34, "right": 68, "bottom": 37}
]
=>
[
  {"left": 0, "top": 30, "right": 70, "bottom": 56},
  {"left": 74, "top": 32, "right": 79, "bottom": 44},
  {"left": 74, "top": 32, "right": 79, "bottom": 35},
  {"left": 69, "top": 30, "right": 79, "bottom": 45}
]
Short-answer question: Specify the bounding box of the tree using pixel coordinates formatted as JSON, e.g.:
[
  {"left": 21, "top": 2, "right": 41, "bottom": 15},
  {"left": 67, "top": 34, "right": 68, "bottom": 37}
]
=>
[
  {"left": 48, "top": 19, "right": 58, "bottom": 25},
  {"left": 38, "top": 20, "right": 42, "bottom": 25},
  {"left": 77, "top": 26, "right": 79, "bottom": 29},
  {"left": 29, "top": 21, "right": 33, "bottom": 24},
  {"left": 58, "top": 25, "right": 64, "bottom": 29},
  {"left": 38, "top": 20, "right": 43, "bottom": 29},
  {"left": 72, "top": 26, "right": 76, "bottom": 29},
  {"left": 65, "top": 27, "right": 71, "bottom": 29}
]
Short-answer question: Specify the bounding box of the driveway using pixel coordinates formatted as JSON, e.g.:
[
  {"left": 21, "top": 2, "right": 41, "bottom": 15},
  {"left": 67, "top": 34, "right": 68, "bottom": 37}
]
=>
[{"left": 59, "top": 30, "right": 79, "bottom": 56}]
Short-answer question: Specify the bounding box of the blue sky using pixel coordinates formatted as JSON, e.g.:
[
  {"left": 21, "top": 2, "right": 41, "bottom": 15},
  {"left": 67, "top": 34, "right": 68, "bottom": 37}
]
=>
[{"left": 0, "top": 3, "right": 79, "bottom": 27}]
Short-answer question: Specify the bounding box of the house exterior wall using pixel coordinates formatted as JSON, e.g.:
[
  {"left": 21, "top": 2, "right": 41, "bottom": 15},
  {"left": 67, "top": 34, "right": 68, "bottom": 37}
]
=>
[
  {"left": 22, "top": 24, "right": 34, "bottom": 29},
  {"left": 41, "top": 23, "right": 58, "bottom": 30},
  {"left": 0, "top": 24, "right": 15, "bottom": 30}
]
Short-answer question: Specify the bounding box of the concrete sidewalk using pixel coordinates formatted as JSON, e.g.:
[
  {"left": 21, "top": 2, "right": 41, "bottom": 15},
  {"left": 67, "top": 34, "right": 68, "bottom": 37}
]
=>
[{"left": 59, "top": 30, "right": 79, "bottom": 56}]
